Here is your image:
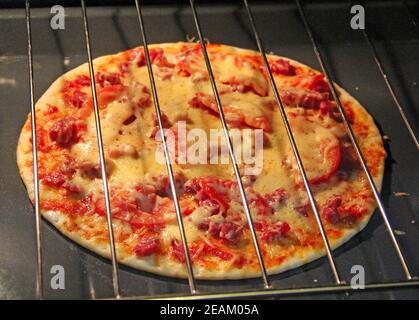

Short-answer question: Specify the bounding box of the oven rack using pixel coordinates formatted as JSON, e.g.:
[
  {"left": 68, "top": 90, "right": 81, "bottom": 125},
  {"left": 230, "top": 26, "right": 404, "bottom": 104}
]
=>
[{"left": 22, "top": 0, "right": 419, "bottom": 299}]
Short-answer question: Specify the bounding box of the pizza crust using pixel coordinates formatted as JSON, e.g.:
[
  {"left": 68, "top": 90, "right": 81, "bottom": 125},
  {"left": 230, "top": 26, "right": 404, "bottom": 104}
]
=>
[{"left": 17, "top": 42, "right": 385, "bottom": 280}]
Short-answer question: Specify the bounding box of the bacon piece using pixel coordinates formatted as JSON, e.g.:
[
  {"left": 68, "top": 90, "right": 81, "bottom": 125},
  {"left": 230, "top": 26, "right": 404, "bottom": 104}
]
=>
[
  {"left": 154, "top": 66, "right": 174, "bottom": 80},
  {"left": 62, "top": 76, "right": 91, "bottom": 108},
  {"left": 61, "top": 182, "right": 82, "bottom": 194},
  {"left": 96, "top": 71, "right": 121, "bottom": 87},
  {"left": 134, "top": 184, "right": 157, "bottom": 213},
  {"left": 264, "top": 188, "right": 287, "bottom": 207},
  {"left": 221, "top": 78, "right": 268, "bottom": 97},
  {"left": 69, "top": 90, "right": 88, "bottom": 108},
  {"left": 117, "top": 49, "right": 141, "bottom": 74},
  {"left": 123, "top": 47, "right": 175, "bottom": 71},
  {"left": 188, "top": 93, "right": 271, "bottom": 132},
  {"left": 200, "top": 199, "right": 221, "bottom": 216},
  {"left": 42, "top": 172, "right": 66, "bottom": 188},
  {"left": 149, "top": 111, "right": 172, "bottom": 138},
  {"left": 49, "top": 117, "right": 81, "bottom": 147},
  {"left": 129, "top": 213, "right": 166, "bottom": 232},
  {"left": 287, "top": 138, "right": 341, "bottom": 185},
  {"left": 280, "top": 86, "right": 329, "bottom": 109},
  {"left": 186, "top": 176, "right": 272, "bottom": 217},
  {"left": 95, "top": 84, "right": 126, "bottom": 108},
  {"left": 150, "top": 112, "right": 182, "bottom": 163},
  {"left": 268, "top": 58, "right": 296, "bottom": 76},
  {"left": 28, "top": 127, "right": 51, "bottom": 152},
  {"left": 72, "top": 75, "right": 90, "bottom": 87},
  {"left": 201, "top": 241, "right": 233, "bottom": 260},
  {"left": 78, "top": 159, "right": 114, "bottom": 180},
  {"left": 294, "top": 204, "right": 310, "bottom": 217},
  {"left": 45, "top": 104, "right": 59, "bottom": 115},
  {"left": 171, "top": 239, "right": 186, "bottom": 263},
  {"left": 41, "top": 171, "right": 81, "bottom": 194},
  {"left": 63, "top": 75, "right": 91, "bottom": 91},
  {"left": 247, "top": 192, "right": 273, "bottom": 216},
  {"left": 285, "top": 117, "right": 341, "bottom": 185},
  {"left": 60, "top": 156, "right": 77, "bottom": 176},
  {"left": 149, "top": 48, "right": 175, "bottom": 68},
  {"left": 322, "top": 195, "right": 342, "bottom": 224},
  {"left": 134, "top": 237, "right": 160, "bottom": 257},
  {"left": 185, "top": 176, "right": 231, "bottom": 215},
  {"left": 261, "top": 222, "right": 291, "bottom": 243},
  {"left": 122, "top": 115, "right": 137, "bottom": 126},
  {"left": 78, "top": 161, "right": 102, "bottom": 179},
  {"left": 147, "top": 172, "right": 186, "bottom": 197},
  {"left": 319, "top": 100, "right": 336, "bottom": 116},
  {"left": 174, "top": 45, "right": 205, "bottom": 78},
  {"left": 307, "top": 74, "right": 330, "bottom": 93},
  {"left": 208, "top": 221, "right": 243, "bottom": 244},
  {"left": 93, "top": 186, "right": 167, "bottom": 231},
  {"left": 128, "top": 83, "right": 151, "bottom": 108},
  {"left": 233, "top": 254, "right": 246, "bottom": 267},
  {"left": 242, "top": 174, "right": 257, "bottom": 187}
]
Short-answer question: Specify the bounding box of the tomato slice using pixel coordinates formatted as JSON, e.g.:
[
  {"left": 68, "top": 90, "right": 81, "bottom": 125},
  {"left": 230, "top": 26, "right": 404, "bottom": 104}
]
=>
[{"left": 286, "top": 117, "right": 341, "bottom": 185}]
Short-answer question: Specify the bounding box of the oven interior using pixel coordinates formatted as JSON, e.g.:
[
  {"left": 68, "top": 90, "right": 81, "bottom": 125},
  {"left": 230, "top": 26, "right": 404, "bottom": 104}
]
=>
[{"left": 0, "top": 0, "right": 418, "bottom": 299}]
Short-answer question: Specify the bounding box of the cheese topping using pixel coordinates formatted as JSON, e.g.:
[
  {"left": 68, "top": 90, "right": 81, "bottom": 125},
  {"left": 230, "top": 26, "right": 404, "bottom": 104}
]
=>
[{"left": 18, "top": 42, "right": 384, "bottom": 277}]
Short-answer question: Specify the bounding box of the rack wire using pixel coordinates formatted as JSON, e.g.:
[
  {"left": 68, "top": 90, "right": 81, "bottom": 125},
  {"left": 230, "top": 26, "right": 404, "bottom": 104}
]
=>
[
  {"left": 80, "top": 0, "right": 122, "bottom": 298},
  {"left": 360, "top": 3, "right": 419, "bottom": 150},
  {"left": 295, "top": 0, "right": 413, "bottom": 280},
  {"left": 189, "top": 0, "right": 271, "bottom": 289},
  {"left": 24, "top": 0, "right": 44, "bottom": 300},
  {"left": 23, "top": 0, "right": 419, "bottom": 299},
  {"left": 134, "top": 0, "right": 197, "bottom": 294}
]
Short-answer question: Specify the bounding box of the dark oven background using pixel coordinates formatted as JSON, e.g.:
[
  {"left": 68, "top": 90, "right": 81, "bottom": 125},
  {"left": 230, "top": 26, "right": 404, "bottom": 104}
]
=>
[{"left": 0, "top": 0, "right": 418, "bottom": 299}]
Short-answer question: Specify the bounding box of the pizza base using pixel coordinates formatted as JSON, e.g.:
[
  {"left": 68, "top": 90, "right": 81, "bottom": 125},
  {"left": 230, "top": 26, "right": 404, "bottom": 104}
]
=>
[{"left": 17, "top": 43, "right": 384, "bottom": 280}]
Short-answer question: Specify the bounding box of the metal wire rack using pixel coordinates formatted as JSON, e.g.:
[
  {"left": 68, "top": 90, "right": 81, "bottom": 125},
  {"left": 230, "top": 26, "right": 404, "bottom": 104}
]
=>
[{"left": 22, "top": 0, "right": 419, "bottom": 299}]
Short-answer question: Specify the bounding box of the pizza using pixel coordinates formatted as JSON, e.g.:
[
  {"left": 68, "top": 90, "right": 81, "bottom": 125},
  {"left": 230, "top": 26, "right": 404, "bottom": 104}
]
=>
[{"left": 17, "top": 42, "right": 385, "bottom": 279}]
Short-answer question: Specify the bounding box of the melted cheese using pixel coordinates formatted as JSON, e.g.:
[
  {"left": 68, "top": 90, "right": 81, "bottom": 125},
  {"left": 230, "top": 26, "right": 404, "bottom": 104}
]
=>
[{"left": 23, "top": 43, "right": 381, "bottom": 274}]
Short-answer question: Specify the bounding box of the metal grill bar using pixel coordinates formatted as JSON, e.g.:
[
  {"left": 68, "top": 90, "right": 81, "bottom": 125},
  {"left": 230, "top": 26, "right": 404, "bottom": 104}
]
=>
[
  {"left": 295, "top": 0, "right": 413, "bottom": 280},
  {"left": 25, "top": 0, "right": 44, "bottom": 300},
  {"left": 361, "top": 6, "right": 419, "bottom": 150},
  {"left": 189, "top": 0, "right": 270, "bottom": 288},
  {"left": 242, "top": 0, "right": 342, "bottom": 285},
  {"left": 80, "top": 0, "right": 122, "bottom": 298},
  {"left": 122, "top": 279, "right": 419, "bottom": 300},
  {"left": 134, "top": 0, "right": 197, "bottom": 294}
]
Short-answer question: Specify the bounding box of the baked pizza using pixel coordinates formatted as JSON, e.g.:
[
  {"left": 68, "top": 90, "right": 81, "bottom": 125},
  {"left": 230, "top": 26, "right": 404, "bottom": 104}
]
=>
[{"left": 17, "top": 42, "right": 385, "bottom": 279}]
